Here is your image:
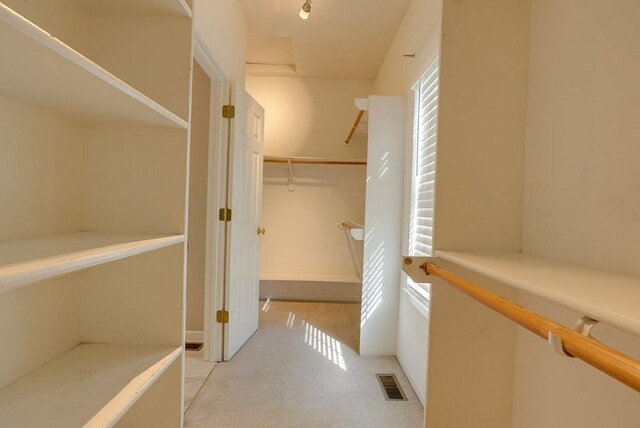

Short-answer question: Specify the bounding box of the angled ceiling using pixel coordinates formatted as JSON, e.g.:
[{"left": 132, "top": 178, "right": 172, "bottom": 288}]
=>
[{"left": 240, "top": 0, "right": 412, "bottom": 80}]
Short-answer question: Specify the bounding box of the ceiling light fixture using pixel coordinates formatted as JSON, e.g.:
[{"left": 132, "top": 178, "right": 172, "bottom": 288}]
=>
[{"left": 299, "top": 0, "right": 311, "bottom": 20}]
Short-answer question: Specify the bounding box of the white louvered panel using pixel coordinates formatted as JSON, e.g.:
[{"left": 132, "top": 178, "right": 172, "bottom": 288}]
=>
[
  {"left": 407, "top": 60, "right": 440, "bottom": 301},
  {"left": 410, "top": 59, "right": 440, "bottom": 259}
]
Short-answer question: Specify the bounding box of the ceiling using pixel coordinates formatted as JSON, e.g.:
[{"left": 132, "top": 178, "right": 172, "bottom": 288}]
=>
[{"left": 239, "top": 0, "right": 412, "bottom": 80}]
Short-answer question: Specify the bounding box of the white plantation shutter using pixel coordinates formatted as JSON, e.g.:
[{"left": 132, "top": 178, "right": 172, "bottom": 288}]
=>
[{"left": 407, "top": 59, "right": 440, "bottom": 302}]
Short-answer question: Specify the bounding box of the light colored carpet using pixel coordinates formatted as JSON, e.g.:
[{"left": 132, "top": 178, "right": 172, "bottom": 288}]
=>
[{"left": 184, "top": 301, "right": 424, "bottom": 428}]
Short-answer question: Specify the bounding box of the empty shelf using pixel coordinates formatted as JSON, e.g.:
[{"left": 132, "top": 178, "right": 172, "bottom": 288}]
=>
[
  {"left": 0, "top": 232, "right": 184, "bottom": 293},
  {"left": 80, "top": 0, "right": 192, "bottom": 17},
  {"left": 436, "top": 250, "right": 640, "bottom": 336},
  {"left": 0, "top": 4, "right": 188, "bottom": 128},
  {"left": 0, "top": 344, "right": 182, "bottom": 428}
]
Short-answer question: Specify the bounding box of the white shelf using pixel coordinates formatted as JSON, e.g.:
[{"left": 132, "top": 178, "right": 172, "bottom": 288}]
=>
[
  {"left": 436, "top": 251, "right": 640, "bottom": 336},
  {"left": 0, "top": 344, "right": 182, "bottom": 428},
  {"left": 0, "top": 232, "right": 184, "bottom": 293},
  {"left": 81, "top": 0, "right": 192, "bottom": 17},
  {"left": 0, "top": 4, "right": 188, "bottom": 128},
  {"left": 260, "top": 272, "right": 362, "bottom": 283},
  {"left": 341, "top": 220, "right": 364, "bottom": 229},
  {"left": 341, "top": 220, "right": 365, "bottom": 240}
]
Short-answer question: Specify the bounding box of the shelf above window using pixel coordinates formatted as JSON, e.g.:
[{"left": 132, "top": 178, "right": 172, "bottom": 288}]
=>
[
  {"left": 0, "top": 344, "right": 182, "bottom": 427},
  {"left": 0, "top": 4, "right": 188, "bottom": 128},
  {"left": 436, "top": 250, "right": 640, "bottom": 336},
  {"left": 0, "top": 232, "right": 185, "bottom": 294},
  {"left": 80, "top": 0, "right": 192, "bottom": 18}
]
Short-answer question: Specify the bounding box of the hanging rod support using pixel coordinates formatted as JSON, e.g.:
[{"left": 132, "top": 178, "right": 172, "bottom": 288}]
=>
[{"left": 345, "top": 110, "right": 365, "bottom": 145}]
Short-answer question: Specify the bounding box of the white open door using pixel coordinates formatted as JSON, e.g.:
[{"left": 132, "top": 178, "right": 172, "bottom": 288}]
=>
[{"left": 222, "top": 84, "right": 265, "bottom": 360}]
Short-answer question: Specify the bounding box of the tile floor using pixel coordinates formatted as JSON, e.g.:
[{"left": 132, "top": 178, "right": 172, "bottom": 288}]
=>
[{"left": 184, "top": 348, "right": 216, "bottom": 411}]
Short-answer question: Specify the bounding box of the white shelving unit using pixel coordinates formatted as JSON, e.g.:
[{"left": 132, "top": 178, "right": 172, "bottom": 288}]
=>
[
  {"left": 0, "top": 5, "right": 187, "bottom": 128},
  {"left": 0, "top": 0, "right": 192, "bottom": 425},
  {"left": 0, "top": 344, "right": 182, "bottom": 427}
]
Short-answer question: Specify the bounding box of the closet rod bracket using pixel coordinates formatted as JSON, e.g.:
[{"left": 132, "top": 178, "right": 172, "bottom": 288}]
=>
[
  {"left": 548, "top": 332, "right": 574, "bottom": 358},
  {"left": 575, "top": 316, "right": 599, "bottom": 338}
]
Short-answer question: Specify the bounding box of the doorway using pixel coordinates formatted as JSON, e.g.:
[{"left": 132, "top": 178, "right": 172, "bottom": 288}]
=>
[{"left": 186, "top": 33, "right": 227, "bottom": 364}]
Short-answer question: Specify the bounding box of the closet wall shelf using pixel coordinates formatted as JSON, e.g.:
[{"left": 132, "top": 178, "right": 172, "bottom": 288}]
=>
[
  {"left": 264, "top": 156, "right": 367, "bottom": 166},
  {"left": 0, "top": 4, "right": 188, "bottom": 128},
  {"left": 433, "top": 250, "right": 640, "bottom": 337},
  {"left": 0, "top": 232, "right": 185, "bottom": 294},
  {"left": 80, "top": 0, "right": 193, "bottom": 18},
  {"left": 0, "top": 344, "right": 182, "bottom": 427}
]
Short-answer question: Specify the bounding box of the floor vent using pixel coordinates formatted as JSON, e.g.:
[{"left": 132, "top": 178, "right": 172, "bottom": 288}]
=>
[
  {"left": 185, "top": 342, "right": 203, "bottom": 351},
  {"left": 376, "top": 374, "right": 407, "bottom": 401}
]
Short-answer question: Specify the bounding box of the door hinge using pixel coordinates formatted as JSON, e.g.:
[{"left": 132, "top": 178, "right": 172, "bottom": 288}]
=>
[
  {"left": 222, "top": 105, "right": 235, "bottom": 119},
  {"left": 216, "top": 310, "right": 229, "bottom": 324},
  {"left": 219, "top": 208, "right": 232, "bottom": 222}
]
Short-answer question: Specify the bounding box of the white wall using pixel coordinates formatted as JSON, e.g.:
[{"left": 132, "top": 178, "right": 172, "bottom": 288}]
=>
[
  {"left": 522, "top": 0, "right": 640, "bottom": 275},
  {"left": 186, "top": 62, "right": 210, "bottom": 333},
  {"left": 371, "top": 0, "right": 443, "bottom": 404},
  {"left": 0, "top": 95, "right": 84, "bottom": 240},
  {"left": 246, "top": 77, "right": 371, "bottom": 295},
  {"left": 512, "top": 293, "right": 640, "bottom": 428},
  {"left": 246, "top": 76, "right": 372, "bottom": 159},
  {"left": 359, "top": 96, "right": 406, "bottom": 356},
  {"left": 374, "top": 0, "right": 443, "bottom": 96},
  {"left": 261, "top": 163, "right": 366, "bottom": 280},
  {"left": 193, "top": 0, "right": 247, "bottom": 85},
  {"left": 514, "top": 1, "right": 640, "bottom": 426}
]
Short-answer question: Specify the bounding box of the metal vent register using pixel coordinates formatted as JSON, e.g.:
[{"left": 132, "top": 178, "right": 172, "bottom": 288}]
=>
[{"left": 376, "top": 374, "right": 407, "bottom": 401}]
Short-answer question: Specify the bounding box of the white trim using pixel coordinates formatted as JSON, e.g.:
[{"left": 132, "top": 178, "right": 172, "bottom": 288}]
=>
[
  {"left": 402, "top": 286, "right": 430, "bottom": 319},
  {"left": 396, "top": 351, "right": 426, "bottom": 407},
  {"left": 194, "top": 30, "right": 228, "bottom": 82},
  {"left": 186, "top": 330, "right": 204, "bottom": 344},
  {"left": 260, "top": 280, "right": 362, "bottom": 303},
  {"left": 193, "top": 30, "right": 230, "bottom": 363}
]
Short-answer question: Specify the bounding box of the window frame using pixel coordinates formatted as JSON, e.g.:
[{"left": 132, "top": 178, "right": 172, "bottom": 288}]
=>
[{"left": 405, "top": 58, "right": 441, "bottom": 305}]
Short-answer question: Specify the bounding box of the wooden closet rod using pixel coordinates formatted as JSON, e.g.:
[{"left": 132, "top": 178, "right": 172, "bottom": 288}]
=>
[
  {"left": 344, "top": 110, "right": 365, "bottom": 145},
  {"left": 263, "top": 156, "right": 366, "bottom": 166},
  {"left": 418, "top": 261, "right": 640, "bottom": 393}
]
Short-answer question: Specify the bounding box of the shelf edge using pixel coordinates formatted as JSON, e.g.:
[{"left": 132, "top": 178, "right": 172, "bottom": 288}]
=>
[
  {"left": 84, "top": 346, "right": 182, "bottom": 428},
  {"left": 435, "top": 250, "right": 640, "bottom": 337},
  {"left": 0, "top": 235, "right": 185, "bottom": 294}
]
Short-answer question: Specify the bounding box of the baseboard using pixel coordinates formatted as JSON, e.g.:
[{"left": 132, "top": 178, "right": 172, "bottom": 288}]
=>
[
  {"left": 396, "top": 352, "right": 426, "bottom": 407},
  {"left": 260, "top": 280, "right": 361, "bottom": 303},
  {"left": 186, "top": 330, "right": 204, "bottom": 344}
]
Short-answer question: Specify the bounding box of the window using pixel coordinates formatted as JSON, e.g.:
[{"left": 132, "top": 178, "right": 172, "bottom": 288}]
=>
[{"left": 407, "top": 59, "right": 440, "bottom": 303}]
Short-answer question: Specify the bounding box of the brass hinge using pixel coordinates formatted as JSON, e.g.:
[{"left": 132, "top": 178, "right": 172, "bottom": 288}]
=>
[
  {"left": 216, "top": 310, "right": 229, "bottom": 324},
  {"left": 222, "top": 105, "right": 235, "bottom": 119},
  {"left": 219, "top": 208, "right": 232, "bottom": 221}
]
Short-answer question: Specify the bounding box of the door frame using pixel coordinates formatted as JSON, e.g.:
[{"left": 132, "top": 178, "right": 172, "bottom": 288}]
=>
[{"left": 193, "top": 30, "right": 229, "bottom": 362}]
